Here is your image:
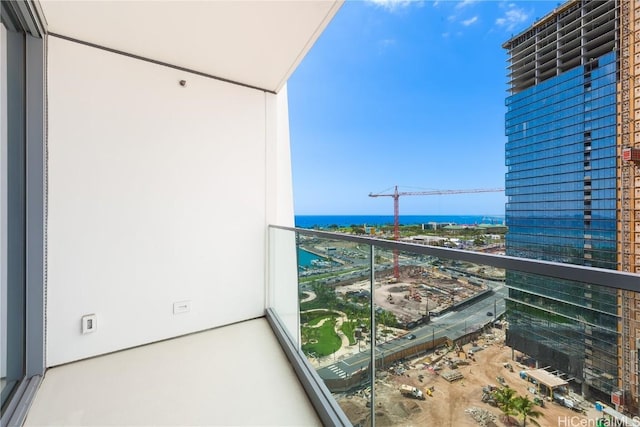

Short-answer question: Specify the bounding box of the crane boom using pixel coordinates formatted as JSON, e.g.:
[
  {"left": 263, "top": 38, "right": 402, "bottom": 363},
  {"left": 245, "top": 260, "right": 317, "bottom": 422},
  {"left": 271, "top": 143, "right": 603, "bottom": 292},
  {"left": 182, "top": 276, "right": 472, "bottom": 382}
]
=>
[
  {"left": 368, "top": 185, "right": 505, "bottom": 278},
  {"left": 368, "top": 188, "right": 505, "bottom": 197}
]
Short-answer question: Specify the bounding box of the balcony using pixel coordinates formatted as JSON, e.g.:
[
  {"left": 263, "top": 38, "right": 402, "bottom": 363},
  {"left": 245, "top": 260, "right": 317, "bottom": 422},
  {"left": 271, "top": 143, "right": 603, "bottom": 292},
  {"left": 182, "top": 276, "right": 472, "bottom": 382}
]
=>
[
  {"left": 8, "top": 225, "right": 640, "bottom": 426},
  {"left": 1, "top": 1, "right": 348, "bottom": 425},
  {"left": 3, "top": 2, "right": 640, "bottom": 426},
  {"left": 23, "top": 318, "right": 323, "bottom": 426}
]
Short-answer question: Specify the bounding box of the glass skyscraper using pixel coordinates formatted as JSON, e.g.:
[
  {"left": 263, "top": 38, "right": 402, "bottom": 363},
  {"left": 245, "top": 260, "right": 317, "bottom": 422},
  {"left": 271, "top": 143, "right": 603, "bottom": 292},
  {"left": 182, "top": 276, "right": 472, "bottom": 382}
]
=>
[{"left": 503, "top": 0, "right": 620, "bottom": 402}]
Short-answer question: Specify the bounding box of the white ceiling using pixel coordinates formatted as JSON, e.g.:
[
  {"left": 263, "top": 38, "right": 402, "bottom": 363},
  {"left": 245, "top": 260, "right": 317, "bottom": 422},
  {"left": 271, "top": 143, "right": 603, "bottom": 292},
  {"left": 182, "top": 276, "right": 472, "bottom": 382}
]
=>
[{"left": 39, "top": 1, "right": 342, "bottom": 93}]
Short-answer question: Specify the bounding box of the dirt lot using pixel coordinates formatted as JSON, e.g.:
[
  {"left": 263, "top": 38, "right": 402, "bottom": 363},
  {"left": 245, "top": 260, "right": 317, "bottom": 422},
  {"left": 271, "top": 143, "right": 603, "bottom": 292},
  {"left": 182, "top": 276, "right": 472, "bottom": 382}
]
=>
[
  {"left": 337, "top": 330, "right": 596, "bottom": 427},
  {"left": 337, "top": 274, "right": 486, "bottom": 326}
]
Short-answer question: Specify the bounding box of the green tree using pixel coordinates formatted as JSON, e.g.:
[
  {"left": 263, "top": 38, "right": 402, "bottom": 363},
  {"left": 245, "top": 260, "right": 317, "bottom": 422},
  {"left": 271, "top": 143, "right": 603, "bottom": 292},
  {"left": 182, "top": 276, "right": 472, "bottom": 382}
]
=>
[
  {"left": 376, "top": 310, "right": 397, "bottom": 328},
  {"left": 311, "top": 282, "right": 336, "bottom": 306},
  {"left": 513, "top": 395, "right": 542, "bottom": 427},
  {"left": 492, "top": 387, "right": 517, "bottom": 421}
]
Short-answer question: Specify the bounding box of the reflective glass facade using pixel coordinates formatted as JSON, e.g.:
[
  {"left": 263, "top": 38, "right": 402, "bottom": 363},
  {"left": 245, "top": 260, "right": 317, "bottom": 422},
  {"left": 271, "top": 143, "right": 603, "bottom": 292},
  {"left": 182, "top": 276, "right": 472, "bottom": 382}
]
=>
[
  {"left": 0, "top": 3, "right": 45, "bottom": 420},
  {"left": 0, "top": 18, "right": 26, "bottom": 410},
  {"left": 505, "top": 52, "right": 619, "bottom": 396}
]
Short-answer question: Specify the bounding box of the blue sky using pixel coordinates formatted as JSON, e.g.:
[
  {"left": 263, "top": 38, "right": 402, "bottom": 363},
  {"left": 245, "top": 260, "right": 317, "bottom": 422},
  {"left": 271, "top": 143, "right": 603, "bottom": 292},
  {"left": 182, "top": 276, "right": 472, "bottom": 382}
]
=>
[{"left": 288, "top": 0, "right": 557, "bottom": 216}]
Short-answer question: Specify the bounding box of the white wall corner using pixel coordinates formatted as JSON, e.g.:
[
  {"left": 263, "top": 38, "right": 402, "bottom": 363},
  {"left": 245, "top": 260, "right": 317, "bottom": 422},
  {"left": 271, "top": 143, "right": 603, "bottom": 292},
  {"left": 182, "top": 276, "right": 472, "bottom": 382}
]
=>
[
  {"left": 264, "top": 84, "right": 294, "bottom": 228},
  {"left": 46, "top": 37, "right": 268, "bottom": 366},
  {"left": 264, "top": 85, "right": 298, "bottom": 332}
]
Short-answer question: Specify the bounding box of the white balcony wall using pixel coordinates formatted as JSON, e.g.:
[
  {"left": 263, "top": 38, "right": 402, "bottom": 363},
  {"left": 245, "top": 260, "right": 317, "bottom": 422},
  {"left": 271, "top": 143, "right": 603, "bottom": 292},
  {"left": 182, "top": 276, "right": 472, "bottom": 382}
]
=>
[{"left": 46, "top": 36, "right": 294, "bottom": 367}]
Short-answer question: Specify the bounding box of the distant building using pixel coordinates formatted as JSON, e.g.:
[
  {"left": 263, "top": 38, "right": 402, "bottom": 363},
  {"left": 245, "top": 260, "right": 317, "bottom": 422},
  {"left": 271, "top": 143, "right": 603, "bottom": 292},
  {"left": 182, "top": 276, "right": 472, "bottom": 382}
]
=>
[
  {"left": 404, "top": 235, "right": 447, "bottom": 245},
  {"left": 477, "top": 224, "right": 507, "bottom": 234},
  {"left": 484, "top": 234, "right": 502, "bottom": 241}
]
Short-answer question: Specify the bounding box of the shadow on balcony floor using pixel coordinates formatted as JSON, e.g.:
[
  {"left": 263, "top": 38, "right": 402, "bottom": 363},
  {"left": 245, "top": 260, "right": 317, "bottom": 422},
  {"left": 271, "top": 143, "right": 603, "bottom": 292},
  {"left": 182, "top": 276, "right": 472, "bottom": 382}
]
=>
[{"left": 24, "top": 318, "right": 321, "bottom": 426}]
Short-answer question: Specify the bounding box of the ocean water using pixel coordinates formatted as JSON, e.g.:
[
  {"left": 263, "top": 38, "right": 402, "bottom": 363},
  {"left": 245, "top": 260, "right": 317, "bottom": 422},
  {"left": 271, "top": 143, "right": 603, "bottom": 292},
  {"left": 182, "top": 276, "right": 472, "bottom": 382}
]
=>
[
  {"left": 294, "top": 215, "right": 504, "bottom": 229},
  {"left": 298, "top": 248, "right": 322, "bottom": 267}
]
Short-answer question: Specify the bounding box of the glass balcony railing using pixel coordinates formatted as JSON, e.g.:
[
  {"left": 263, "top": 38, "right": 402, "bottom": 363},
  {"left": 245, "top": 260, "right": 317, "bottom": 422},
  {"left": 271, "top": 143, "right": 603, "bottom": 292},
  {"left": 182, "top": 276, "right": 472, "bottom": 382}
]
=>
[{"left": 268, "top": 225, "right": 640, "bottom": 427}]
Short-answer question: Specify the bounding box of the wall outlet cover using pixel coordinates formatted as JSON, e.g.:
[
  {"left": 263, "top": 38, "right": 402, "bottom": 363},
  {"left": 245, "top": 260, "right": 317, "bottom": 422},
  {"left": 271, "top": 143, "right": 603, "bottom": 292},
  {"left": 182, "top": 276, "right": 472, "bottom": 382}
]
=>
[{"left": 81, "top": 314, "right": 97, "bottom": 334}]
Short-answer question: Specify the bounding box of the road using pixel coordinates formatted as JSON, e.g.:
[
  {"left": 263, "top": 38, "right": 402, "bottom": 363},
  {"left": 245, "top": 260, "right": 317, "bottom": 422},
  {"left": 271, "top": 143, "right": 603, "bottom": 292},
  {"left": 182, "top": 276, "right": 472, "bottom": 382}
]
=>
[{"left": 317, "top": 282, "right": 507, "bottom": 381}]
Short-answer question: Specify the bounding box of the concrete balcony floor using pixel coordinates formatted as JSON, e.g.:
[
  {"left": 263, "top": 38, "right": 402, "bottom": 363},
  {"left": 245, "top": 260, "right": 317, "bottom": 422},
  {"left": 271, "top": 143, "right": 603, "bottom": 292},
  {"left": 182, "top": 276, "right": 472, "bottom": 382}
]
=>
[{"left": 24, "top": 318, "right": 321, "bottom": 426}]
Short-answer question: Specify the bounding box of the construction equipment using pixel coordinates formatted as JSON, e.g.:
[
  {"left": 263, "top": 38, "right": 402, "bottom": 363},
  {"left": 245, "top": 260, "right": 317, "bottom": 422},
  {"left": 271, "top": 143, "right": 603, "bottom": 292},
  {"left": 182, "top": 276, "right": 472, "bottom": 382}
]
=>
[
  {"left": 442, "top": 370, "right": 464, "bottom": 382},
  {"left": 404, "top": 286, "right": 421, "bottom": 302},
  {"left": 481, "top": 386, "right": 497, "bottom": 406},
  {"left": 368, "top": 185, "right": 504, "bottom": 278},
  {"left": 553, "top": 393, "right": 575, "bottom": 410},
  {"left": 399, "top": 384, "right": 426, "bottom": 400}
]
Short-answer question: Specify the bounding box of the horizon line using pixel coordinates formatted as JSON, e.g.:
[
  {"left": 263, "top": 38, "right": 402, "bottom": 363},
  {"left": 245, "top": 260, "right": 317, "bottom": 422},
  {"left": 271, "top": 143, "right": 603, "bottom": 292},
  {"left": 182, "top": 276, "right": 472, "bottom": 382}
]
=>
[{"left": 294, "top": 213, "right": 506, "bottom": 217}]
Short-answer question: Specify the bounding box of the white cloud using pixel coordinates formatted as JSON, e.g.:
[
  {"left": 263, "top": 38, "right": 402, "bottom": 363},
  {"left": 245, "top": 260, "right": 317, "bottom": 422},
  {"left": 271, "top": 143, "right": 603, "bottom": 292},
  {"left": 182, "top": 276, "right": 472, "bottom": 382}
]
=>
[
  {"left": 446, "top": 0, "right": 480, "bottom": 27},
  {"left": 378, "top": 38, "right": 397, "bottom": 49},
  {"left": 455, "top": 0, "right": 478, "bottom": 10},
  {"left": 366, "top": 0, "right": 415, "bottom": 12},
  {"left": 495, "top": 4, "right": 529, "bottom": 31},
  {"left": 462, "top": 16, "right": 478, "bottom": 26}
]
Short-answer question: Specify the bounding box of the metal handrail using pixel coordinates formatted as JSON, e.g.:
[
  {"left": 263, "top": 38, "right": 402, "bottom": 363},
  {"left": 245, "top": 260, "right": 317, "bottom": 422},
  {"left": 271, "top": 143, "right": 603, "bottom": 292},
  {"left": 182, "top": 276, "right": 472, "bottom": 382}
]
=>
[{"left": 270, "top": 225, "right": 640, "bottom": 291}]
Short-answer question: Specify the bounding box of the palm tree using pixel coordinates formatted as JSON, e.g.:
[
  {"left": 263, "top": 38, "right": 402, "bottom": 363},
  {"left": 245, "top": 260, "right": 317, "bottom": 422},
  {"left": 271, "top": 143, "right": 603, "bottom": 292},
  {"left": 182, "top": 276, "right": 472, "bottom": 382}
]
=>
[
  {"left": 492, "top": 387, "right": 517, "bottom": 423},
  {"left": 513, "top": 395, "right": 543, "bottom": 427}
]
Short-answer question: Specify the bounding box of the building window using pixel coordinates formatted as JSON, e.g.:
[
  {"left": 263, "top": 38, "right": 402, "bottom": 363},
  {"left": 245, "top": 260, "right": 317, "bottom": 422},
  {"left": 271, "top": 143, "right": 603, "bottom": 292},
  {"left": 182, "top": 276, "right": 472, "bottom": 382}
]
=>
[
  {"left": 0, "top": 2, "right": 45, "bottom": 420},
  {"left": 0, "top": 17, "right": 26, "bottom": 411}
]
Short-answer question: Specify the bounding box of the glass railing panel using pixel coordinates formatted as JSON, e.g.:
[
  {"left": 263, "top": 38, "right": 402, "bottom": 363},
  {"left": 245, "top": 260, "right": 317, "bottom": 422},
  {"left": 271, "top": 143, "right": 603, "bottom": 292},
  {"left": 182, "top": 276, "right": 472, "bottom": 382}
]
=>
[
  {"left": 268, "top": 226, "right": 640, "bottom": 426},
  {"left": 268, "top": 226, "right": 300, "bottom": 346},
  {"left": 506, "top": 276, "right": 619, "bottom": 400},
  {"left": 296, "top": 232, "right": 373, "bottom": 424},
  {"left": 369, "top": 248, "right": 507, "bottom": 426}
]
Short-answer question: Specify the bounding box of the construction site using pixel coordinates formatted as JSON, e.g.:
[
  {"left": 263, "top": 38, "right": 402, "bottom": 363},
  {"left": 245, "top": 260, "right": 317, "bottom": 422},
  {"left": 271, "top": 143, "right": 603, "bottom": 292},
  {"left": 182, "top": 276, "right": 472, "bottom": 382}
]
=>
[
  {"left": 336, "top": 329, "right": 600, "bottom": 427},
  {"left": 299, "top": 221, "right": 505, "bottom": 326},
  {"left": 336, "top": 261, "right": 503, "bottom": 328}
]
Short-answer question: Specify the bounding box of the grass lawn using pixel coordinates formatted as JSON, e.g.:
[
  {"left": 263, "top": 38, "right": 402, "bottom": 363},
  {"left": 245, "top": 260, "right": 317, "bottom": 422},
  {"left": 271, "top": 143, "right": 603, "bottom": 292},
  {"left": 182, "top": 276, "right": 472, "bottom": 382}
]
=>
[
  {"left": 307, "top": 314, "right": 336, "bottom": 327},
  {"left": 340, "top": 320, "right": 358, "bottom": 346},
  {"left": 302, "top": 319, "right": 341, "bottom": 357},
  {"left": 300, "top": 299, "right": 325, "bottom": 311},
  {"left": 298, "top": 267, "right": 366, "bottom": 284},
  {"left": 301, "top": 310, "right": 336, "bottom": 326}
]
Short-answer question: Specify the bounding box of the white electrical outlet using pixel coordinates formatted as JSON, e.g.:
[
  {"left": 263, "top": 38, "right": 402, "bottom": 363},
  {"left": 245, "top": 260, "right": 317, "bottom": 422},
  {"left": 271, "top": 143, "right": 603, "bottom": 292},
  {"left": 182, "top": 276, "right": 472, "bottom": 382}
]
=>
[
  {"left": 173, "top": 300, "right": 191, "bottom": 315},
  {"left": 81, "top": 314, "right": 97, "bottom": 334}
]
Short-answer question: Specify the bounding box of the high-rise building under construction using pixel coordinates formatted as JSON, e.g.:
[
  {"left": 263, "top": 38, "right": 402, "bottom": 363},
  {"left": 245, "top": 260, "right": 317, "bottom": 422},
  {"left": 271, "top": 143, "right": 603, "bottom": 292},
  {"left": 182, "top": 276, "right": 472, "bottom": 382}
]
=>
[{"left": 504, "top": 0, "right": 640, "bottom": 413}]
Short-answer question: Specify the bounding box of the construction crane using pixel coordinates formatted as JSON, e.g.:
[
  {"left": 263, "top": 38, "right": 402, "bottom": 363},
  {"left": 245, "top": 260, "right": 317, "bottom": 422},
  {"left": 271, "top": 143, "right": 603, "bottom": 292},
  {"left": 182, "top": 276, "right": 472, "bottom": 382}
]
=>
[{"left": 368, "top": 185, "right": 505, "bottom": 278}]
